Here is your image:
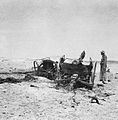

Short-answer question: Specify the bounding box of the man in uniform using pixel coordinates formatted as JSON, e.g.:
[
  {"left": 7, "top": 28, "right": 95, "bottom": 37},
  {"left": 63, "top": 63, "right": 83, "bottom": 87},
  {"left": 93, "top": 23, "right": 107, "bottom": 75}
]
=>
[{"left": 100, "top": 51, "right": 107, "bottom": 83}]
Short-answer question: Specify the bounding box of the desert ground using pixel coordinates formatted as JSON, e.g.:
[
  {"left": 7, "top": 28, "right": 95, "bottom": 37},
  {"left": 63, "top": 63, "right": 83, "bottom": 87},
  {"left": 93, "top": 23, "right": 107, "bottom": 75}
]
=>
[{"left": 0, "top": 58, "right": 118, "bottom": 120}]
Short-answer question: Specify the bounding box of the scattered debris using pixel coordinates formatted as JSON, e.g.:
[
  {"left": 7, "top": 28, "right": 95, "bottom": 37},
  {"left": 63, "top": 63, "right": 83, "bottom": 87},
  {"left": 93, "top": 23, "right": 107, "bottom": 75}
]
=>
[
  {"left": 108, "top": 79, "right": 111, "bottom": 82},
  {"left": 23, "top": 74, "right": 37, "bottom": 81},
  {"left": 97, "top": 84, "right": 104, "bottom": 87},
  {"left": 90, "top": 96, "right": 100, "bottom": 104},
  {"left": 0, "top": 74, "right": 37, "bottom": 84},
  {"left": 114, "top": 76, "right": 118, "bottom": 79},
  {"left": 0, "top": 77, "right": 21, "bottom": 84},
  {"left": 103, "top": 92, "right": 115, "bottom": 97},
  {"left": 30, "top": 84, "right": 39, "bottom": 88}
]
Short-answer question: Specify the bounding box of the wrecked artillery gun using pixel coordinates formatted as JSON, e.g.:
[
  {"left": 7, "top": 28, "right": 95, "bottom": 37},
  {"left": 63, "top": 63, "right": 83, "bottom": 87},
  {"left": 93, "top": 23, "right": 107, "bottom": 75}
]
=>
[{"left": 33, "top": 56, "right": 97, "bottom": 90}]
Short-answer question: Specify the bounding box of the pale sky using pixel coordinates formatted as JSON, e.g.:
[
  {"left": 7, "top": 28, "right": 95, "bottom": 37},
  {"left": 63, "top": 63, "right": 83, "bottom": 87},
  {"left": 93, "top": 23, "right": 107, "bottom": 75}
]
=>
[{"left": 0, "top": 0, "right": 118, "bottom": 60}]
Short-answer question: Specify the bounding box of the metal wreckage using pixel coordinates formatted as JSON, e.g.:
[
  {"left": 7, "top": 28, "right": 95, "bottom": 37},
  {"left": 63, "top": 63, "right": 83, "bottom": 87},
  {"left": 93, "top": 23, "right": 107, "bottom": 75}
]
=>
[{"left": 33, "top": 51, "right": 97, "bottom": 90}]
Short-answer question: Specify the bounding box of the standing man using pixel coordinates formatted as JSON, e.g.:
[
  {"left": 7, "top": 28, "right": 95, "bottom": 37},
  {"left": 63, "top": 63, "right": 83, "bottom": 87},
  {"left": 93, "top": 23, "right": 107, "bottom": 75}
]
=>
[
  {"left": 78, "top": 50, "right": 85, "bottom": 63},
  {"left": 59, "top": 55, "right": 65, "bottom": 71},
  {"left": 59, "top": 55, "right": 65, "bottom": 64},
  {"left": 100, "top": 51, "right": 107, "bottom": 83}
]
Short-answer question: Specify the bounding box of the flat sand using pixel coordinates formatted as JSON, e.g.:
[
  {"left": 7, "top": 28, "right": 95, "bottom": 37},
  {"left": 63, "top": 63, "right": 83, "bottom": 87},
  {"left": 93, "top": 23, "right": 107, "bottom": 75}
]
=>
[{"left": 0, "top": 58, "right": 118, "bottom": 120}]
